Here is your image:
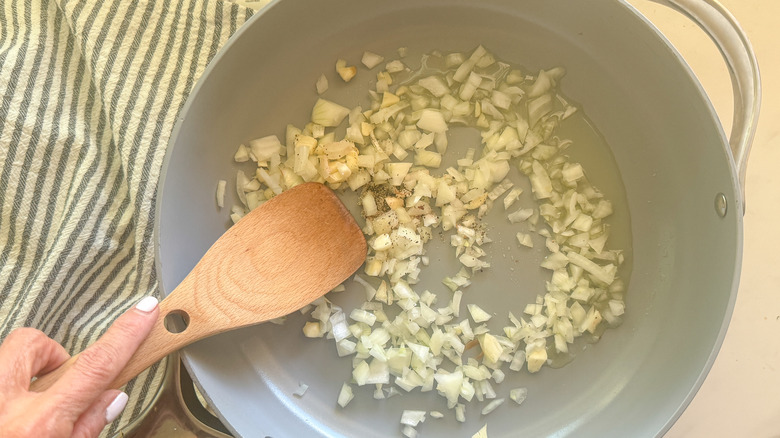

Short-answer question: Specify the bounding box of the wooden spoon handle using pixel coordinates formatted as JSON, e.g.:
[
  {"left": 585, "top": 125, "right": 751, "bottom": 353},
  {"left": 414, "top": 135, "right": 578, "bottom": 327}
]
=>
[{"left": 30, "top": 298, "right": 199, "bottom": 392}]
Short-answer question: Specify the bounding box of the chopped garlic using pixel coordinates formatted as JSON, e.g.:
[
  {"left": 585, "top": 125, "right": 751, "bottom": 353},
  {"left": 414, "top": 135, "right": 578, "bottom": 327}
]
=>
[
  {"left": 526, "top": 342, "right": 547, "bottom": 373},
  {"left": 302, "top": 321, "right": 323, "bottom": 338},
  {"left": 479, "top": 333, "right": 503, "bottom": 363},
  {"left": 335, "top": 59, "right": 357, "bottom": 82}
]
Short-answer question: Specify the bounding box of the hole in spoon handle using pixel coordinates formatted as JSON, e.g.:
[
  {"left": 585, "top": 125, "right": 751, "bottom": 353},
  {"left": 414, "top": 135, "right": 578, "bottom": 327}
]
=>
[
  {"left": 110, "top": 306, "right": 197, "bottom": 388},
  {"left": 164, "top": 309, "right": 191, "bottom": 334}
]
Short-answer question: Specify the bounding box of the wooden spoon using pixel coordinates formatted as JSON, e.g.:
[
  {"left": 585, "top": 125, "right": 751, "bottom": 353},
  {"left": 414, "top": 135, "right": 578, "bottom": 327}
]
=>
[{"left": 31, "top": 182, "right": 366, "bottom": 391}]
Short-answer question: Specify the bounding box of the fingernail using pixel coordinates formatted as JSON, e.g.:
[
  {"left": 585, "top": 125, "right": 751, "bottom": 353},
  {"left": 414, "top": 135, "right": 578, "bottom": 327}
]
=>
[
  {"left": 135, "top": 296, "right": 159, "bottom": 313},
  {"left": 105, "top": 392, "right": 128, "bottom": 423}
]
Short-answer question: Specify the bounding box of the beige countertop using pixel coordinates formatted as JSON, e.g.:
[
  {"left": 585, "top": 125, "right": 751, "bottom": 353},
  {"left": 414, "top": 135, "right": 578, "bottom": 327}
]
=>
[{"left": 627, "top": 1, "right": 780, "bottom": 436}]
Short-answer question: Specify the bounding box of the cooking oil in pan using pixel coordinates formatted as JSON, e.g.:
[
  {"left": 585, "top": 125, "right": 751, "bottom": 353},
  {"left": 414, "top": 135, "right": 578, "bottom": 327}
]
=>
[
  {"left": 434, "top": 109, "right": 633, "bottom": 369},
  {"left": 340, "top": 51, "right": 634, "bottom": 372},
  {"left": 549, "top": 112, "right": 633, "bottom": 366},
  {"left": 229, "top": 46, "right": 636, "bottom": 415}
]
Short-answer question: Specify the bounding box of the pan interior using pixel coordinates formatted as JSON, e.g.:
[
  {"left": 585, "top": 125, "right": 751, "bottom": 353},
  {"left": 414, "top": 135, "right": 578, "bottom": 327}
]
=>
[{"left": 157, "top": 0, "right": 741, "bottom": 436}]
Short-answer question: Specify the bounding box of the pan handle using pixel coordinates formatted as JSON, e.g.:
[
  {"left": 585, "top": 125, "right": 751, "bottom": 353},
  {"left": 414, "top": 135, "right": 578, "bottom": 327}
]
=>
[{"left": 644, "top": 0, "right": 761, "bottom": 207}]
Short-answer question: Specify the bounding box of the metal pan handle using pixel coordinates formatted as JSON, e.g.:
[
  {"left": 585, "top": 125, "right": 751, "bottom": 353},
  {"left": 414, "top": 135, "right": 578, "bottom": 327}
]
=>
[{"left": 645, "top": 0, "right": 761, "bottom": 206}]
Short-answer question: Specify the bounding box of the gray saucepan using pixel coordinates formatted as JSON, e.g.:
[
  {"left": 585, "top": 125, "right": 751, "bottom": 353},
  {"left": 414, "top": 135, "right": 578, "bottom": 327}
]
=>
[{"left": 155, "top": 0, "right": 760, "bottom": 436}]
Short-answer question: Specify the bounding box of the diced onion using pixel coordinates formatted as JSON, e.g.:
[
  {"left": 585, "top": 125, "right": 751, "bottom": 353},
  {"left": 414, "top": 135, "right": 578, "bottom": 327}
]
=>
[
  {"left": 316, "top": 74, "right": 328, "bottom": 94},
  {"left": 337, "top": 383, "right": 354, "bottom": 407},
  {"left": 509, "top": 387, "right": 528, "bottom": 405},
  {"left": 472, "top": 424, "right": 488, "bottom": 438},
  {"left": 312, "top": 98, "right": 350, "bottom": 127},
  {"left": 362, "top": 51, "right": 385, "bottom": 69},
  {"left": 293, "top": 382, "right": 309, "bottom": 397},
  {"left": 434, "top": 370, "right": 463, "bottom": 405},
  {"left": 508, "top": 351, "right": 526, "bottom": 373},
  {"left": 385, "top": 60, "right": 406, "bottom": 73},
  {"left": 234, "top": 144, "right": 250, "bottom": 162},
  {"left": 416, "top": 109, "right": 448, "bottom": 133},
  {"left": 507, "top": 208, "right": 533, "bottom": 223},
  {"left": 415, "top": 150, "right": 442, "bottom": 168},
  {"left": 567, "top": 251, "right": 616, "bottom": 285},
  {"left": 400, "top": 410, "right": 426, "bottom": 427},
  {"left": 215, "top": 180, "right": 226, "bottom": 208},
  {"left": 418, "top": 76, "right": 450, "bottom": 97},
  {"left": 248, "top": 135, "right": 282, "bottom": 162},
  {"left": 223, "top": 44, "right": 627, "bottom": 425},
  {"left": 455, "top": 404, "right": 466, "bottom": 423},
  {"left": 467, "top": 304, "right": 492, "bottom": 323},
  {"left": 481, "top": 398, "right": 505, "bottom": 415},
  {"left": 402, "top": 426, "right": 418, "bottom": 438}
]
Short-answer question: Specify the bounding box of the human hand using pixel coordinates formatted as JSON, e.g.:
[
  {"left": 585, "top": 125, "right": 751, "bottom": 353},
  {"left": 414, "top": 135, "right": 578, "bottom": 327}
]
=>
[{"left": 0, "top": 296, "right": 159, "bottom": 438}]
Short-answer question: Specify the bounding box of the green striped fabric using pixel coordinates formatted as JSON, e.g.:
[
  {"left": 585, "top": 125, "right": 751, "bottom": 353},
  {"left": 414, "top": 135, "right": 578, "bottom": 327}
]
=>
[{"left": 0, "top": 0, "right": 258, "bottom": 434}]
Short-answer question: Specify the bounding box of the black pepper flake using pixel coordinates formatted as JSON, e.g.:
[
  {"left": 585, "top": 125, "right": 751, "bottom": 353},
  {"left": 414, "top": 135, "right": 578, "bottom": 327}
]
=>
[{"left": 360, "top": 183, "right": 411, "bottom": 217}]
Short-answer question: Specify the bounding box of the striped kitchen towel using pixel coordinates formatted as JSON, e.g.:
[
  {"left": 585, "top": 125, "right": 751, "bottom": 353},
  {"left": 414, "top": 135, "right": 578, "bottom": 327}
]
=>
[{"left": 0, "top": 0, "right": 266, "bottom": 434}]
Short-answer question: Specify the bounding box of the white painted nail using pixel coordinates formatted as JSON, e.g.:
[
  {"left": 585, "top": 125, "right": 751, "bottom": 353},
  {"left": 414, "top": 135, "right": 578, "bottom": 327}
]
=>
[
  {"left": 105, "top": 392, "right": 128, "bottom": 423},
  {"left": 135, "top": 296, "right": 159, "bottom": 313}
]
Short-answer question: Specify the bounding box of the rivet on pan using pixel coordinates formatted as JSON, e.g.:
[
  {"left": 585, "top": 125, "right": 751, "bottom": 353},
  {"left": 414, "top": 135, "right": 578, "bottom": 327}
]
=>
[{"left": 714, "top": 193, "right": 728, "bottom": 218}]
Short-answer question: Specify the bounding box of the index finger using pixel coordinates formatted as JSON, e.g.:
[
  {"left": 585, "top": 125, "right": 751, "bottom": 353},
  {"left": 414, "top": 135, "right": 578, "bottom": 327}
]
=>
[{"left": 48, "top": 296, "right": 158, "bottom": 418}]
